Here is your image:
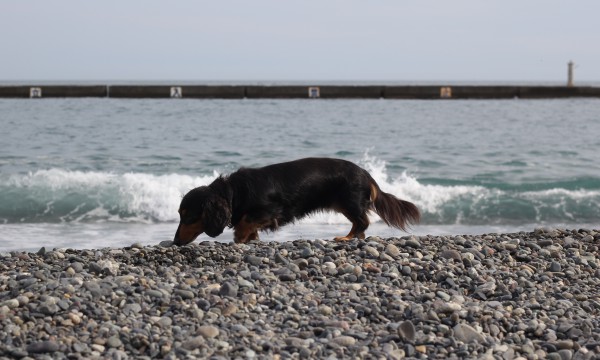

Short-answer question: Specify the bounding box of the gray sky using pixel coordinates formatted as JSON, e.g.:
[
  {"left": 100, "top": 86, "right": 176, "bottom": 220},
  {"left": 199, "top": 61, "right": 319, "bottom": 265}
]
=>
[{"left": 1, "top": 1, "right": 598, "bottom": 82}]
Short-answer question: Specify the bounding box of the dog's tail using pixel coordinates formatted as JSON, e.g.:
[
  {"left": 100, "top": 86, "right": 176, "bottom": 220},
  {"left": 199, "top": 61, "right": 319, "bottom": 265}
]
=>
[{"left": 370, "top": 183, "right": 420, "bottom": 231}]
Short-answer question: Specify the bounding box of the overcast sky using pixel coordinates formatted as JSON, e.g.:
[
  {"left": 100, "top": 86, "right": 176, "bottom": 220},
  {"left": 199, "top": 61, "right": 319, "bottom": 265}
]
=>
[{"left": 1, "top": 1, "right": 598, "bottom": 83}]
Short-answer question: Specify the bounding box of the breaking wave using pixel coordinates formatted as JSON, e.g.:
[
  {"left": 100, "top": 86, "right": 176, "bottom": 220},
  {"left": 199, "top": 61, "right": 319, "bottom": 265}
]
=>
[{"left": 1, "top": 156, "right": 599, "bottom": 226}]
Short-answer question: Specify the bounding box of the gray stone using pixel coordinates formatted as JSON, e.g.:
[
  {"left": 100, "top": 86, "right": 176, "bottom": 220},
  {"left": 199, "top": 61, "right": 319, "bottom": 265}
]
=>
[
  {"left": 39, "top": 302, "right": 59, "bottom": 315},
  {"left": 301, "top": 247, "right": 314, "bottom": 258},
  {"left": 182, "top": 336, "right": 205, "bottom": 350},
  {"left": 405, "top": 237, "right": 422, "bottom": 248},
  {"left": 197, "top": 325, "right": 219, "bottom": 338},
  {"left": 279, "top": 273, "right": 296, "bottom": 281},
  {"left": 174, "top": 289, "right": 195, "bottom": 299},
  {"left": 27, "top": 341, "right": 60, "bottom": 354},
  {"left": 107, "top": 335, "right": 123, "bottom": 348},
  {"left": 440, "top": 249, "right": 462, "bottom": 261},
  {"left": 557, "top": 349, "right": 573, "bottom": 360},
  {"left": 219, "top": 282, "right": 239, "bottom": 297},
  {"left": 453, "top": 323, "right": 485, "bottom": 343},
  {"left": 123, "top": 303, "right": 142, "bottom": 315},
  {"left": 70, "top": 261, "right": 84, "bottom": 273},
  {"left": 285, "top": 337, "right": 308, "bottom": 348},
  {"left": 1, "top": 298, "right": 20, "bottom": 309},
  {"left": 398, "top": 320, "right": 416, "bottom": 342},
  {"left": 385, "top": 244, "right": 401, "bottom": 258},
  {"left": 334, "top": 336, "right": 356, "bottom": 346},
  {"left": 364, "top": 245, "right": 380, "bottom": 258},
  {"left": 244, "top": 255, "right": 263, "bottom": 266},
  {"left": 146, "top": 289, "right": 164, "bottom": 298}
]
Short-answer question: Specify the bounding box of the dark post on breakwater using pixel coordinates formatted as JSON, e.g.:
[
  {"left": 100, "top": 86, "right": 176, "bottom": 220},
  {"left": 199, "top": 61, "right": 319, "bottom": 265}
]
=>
[{"left": 1, "top": 84, "right": 599, "bottom": 99}]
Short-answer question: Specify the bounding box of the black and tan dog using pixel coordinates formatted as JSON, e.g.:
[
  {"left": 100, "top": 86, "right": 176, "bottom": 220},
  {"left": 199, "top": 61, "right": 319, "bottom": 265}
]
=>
[{"left": 174, "top": 158, "right": 419, "bottom": 245}]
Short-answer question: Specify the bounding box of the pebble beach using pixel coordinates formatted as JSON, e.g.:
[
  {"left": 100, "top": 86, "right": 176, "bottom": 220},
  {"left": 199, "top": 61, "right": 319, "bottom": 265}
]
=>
[{"left": 1, "top": 228, "right": 600, "bottom": 359}]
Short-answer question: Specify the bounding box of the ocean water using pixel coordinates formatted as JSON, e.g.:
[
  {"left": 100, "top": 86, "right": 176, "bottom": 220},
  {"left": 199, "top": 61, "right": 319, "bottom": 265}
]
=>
[{"left": 1, "top": 97, "right": 599, "bottom": 251}]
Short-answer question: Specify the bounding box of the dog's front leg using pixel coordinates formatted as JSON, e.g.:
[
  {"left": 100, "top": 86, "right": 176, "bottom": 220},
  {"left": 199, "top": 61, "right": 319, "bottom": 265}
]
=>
[{"left": 233, "top": 216, "right": 259, "bottom": 243}]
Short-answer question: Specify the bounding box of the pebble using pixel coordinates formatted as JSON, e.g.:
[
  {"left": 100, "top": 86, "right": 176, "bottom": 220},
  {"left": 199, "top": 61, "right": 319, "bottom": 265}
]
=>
[
  {"left": 182, "top": 336, "right": 204, "bottom": 350},
  {"left": 319, "top": 305, "right": 333, "bottom": 316},
  {"left": 1, "top": 299, "right": 20, "bottom": 309},
  {"left": 440, "top": 249, "right": 462, "bottom": 261},
  {"left": 301, "top": 247, "right": 314, "bottom": 258},
  {"left": 405, "top": 237, "right": 422, "bottom": 248},
  {"left": 364, "top": 245, "right": 380, "bottom": 258},
  {"left": 0, "top": 229, "right": 599, "bottom": 359},
  {"left": 219, "top": 281, "right": 239, "bottom": 297},
  {"left": 558, "top": 349, "right": 573, "bottom": 360},
  {"left": 398, "top": 320, "right": 416, "bottom": 342},
  {"left": 244, "top": 255, "right": 263, "bottom": 266},
  {"left": 285, "top": 337, "right": 308, "bottom": 348},
  {"left": 145, "top": 289, "right": 164, "bottom": 298},
  {"left": 174, "top": 289, "right": 195, "bottom": 299},
  {"left": 453, "top": 323, "right": 485, "bottom": 343},
  {"left": 334, "top": 336, "right": 356, "bottom": 346},
  {"left": 197, "top": 325, "right": 220, "bottom": 338},
  {"left": 385, "top": 243, "right": 401, "bottom": 258},
  {"left": 26, "top": 341, "right": 60, "bottom": 354},
  {"left": 550, "top": 261, "right": 562, "bottom": 272},
  {"left": 438, "top": 301, "right": 462, "bottom": 313},
  {"left": 159, "top": 240, "right": 174, "bottom": 247},
  {"left": 106, "top": 335, "right": 123, "bottom": 348}
]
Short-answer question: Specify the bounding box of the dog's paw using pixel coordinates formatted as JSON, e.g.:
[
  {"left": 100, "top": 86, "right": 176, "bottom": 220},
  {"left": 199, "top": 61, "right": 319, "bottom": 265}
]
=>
[{"left": 334, "top": 236, "right": 353, "bottom": 242}]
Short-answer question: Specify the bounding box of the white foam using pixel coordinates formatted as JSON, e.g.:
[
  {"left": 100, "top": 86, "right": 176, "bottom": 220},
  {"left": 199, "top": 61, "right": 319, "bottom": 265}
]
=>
[
  {"left": 522, "top": 187, "right": 600, "bottom": 200},
  {"left": 358, "top": 151, "right": 490, "bottom": 214},
  {"left": 119, "top": 172, "right": 218, "bottom": 221},
  {"left": 0, "top": 157, "right": 509, "bottom": 225},
  {"left": 5, "top": 169, "right": 219, "bottom": 222}
]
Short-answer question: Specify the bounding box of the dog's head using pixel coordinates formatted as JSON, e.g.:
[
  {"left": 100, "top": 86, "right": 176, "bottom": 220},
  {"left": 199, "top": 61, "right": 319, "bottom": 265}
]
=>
[{"left": 173, "top": 186, "right": 231, "bottom": 246}]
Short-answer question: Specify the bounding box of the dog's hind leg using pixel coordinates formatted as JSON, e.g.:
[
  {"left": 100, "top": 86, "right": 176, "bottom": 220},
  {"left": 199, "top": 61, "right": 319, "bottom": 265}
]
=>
[{"left": 334, "top": 212, "right": 369, "bottom": 242}]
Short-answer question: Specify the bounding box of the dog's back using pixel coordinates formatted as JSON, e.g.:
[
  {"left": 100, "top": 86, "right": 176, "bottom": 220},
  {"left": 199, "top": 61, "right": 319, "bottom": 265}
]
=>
[
  {"left": 227, "top": 158, "right": 418, "bottom": 237},
  {"left": 225, "top": 158, "right": 364, "bottom": 225}
]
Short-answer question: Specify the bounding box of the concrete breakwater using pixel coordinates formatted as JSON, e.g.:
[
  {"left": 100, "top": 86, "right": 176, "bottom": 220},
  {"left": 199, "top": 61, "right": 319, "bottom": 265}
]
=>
[{"left": 1, "top": 84, "right": 599, "bottom": 99}]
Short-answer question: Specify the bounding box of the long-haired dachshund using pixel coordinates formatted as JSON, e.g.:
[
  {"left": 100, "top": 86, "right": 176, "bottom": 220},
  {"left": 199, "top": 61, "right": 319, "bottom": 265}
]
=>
[{"left": 174, "top": 158, "right": 420, "bottom": 245}]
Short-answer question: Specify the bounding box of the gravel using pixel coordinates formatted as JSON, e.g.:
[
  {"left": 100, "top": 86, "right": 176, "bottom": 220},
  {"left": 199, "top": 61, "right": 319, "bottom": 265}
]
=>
[{"left": 1, "top": 228, "right": 600, "bottom": 359}]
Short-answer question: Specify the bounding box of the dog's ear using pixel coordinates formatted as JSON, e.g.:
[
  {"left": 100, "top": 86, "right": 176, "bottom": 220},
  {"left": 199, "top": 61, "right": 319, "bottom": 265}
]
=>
[{"left": 202, "top": 195, "right": 231, "bottom": 237}]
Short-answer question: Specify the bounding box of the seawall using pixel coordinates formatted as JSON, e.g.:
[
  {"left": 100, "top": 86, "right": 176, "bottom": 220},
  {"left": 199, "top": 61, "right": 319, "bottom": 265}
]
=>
[{"left": 1, "top": 84, "right": 599, "bottom": 99}]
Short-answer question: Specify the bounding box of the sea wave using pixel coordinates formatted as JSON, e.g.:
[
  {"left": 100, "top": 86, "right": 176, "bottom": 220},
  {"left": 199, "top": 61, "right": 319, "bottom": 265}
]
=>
[
  {"left": 1, "top": 158, "right": 599, "bottom": 226},
  {"left": 0, "top": 169, "right": 216, "bottom": 223}
]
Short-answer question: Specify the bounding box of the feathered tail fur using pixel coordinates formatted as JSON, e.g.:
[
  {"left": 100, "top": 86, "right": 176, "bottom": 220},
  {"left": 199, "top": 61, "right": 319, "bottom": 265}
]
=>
[{"left": 370, "top": 183, "right": 420, "bottom": 231}]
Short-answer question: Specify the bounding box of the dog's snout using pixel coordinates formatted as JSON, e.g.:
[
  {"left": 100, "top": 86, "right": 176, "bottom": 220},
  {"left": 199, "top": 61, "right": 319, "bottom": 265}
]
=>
[
  {"left": 173, "top": 223, "right": 183, "bottom": 245},
  {"left": 173, "top": 221, "right": 204, "bottom": 246}
]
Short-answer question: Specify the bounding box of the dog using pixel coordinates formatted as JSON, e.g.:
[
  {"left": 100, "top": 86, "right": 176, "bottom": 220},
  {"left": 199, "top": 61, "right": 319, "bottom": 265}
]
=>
[{"left": 174, "top": 157, "right": 420, "bottom": 245}]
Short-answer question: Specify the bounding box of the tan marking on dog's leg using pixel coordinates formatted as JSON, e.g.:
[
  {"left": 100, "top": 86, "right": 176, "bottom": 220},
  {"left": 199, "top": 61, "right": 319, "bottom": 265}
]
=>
[
  {"left": 334, "top": 223, "right": 359, "bottom": 242},
  {"left": 248, "top": 230, "right": 260, "bottom": 241},
  {"left": 334, "top": 213, "right": 369, "bottom": 242},
  {"left": 234, "top": 216, "right": 259, "bottom": 244},
  {"left": 334, "top": 236, "right": 353, "bottom": 242}
]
